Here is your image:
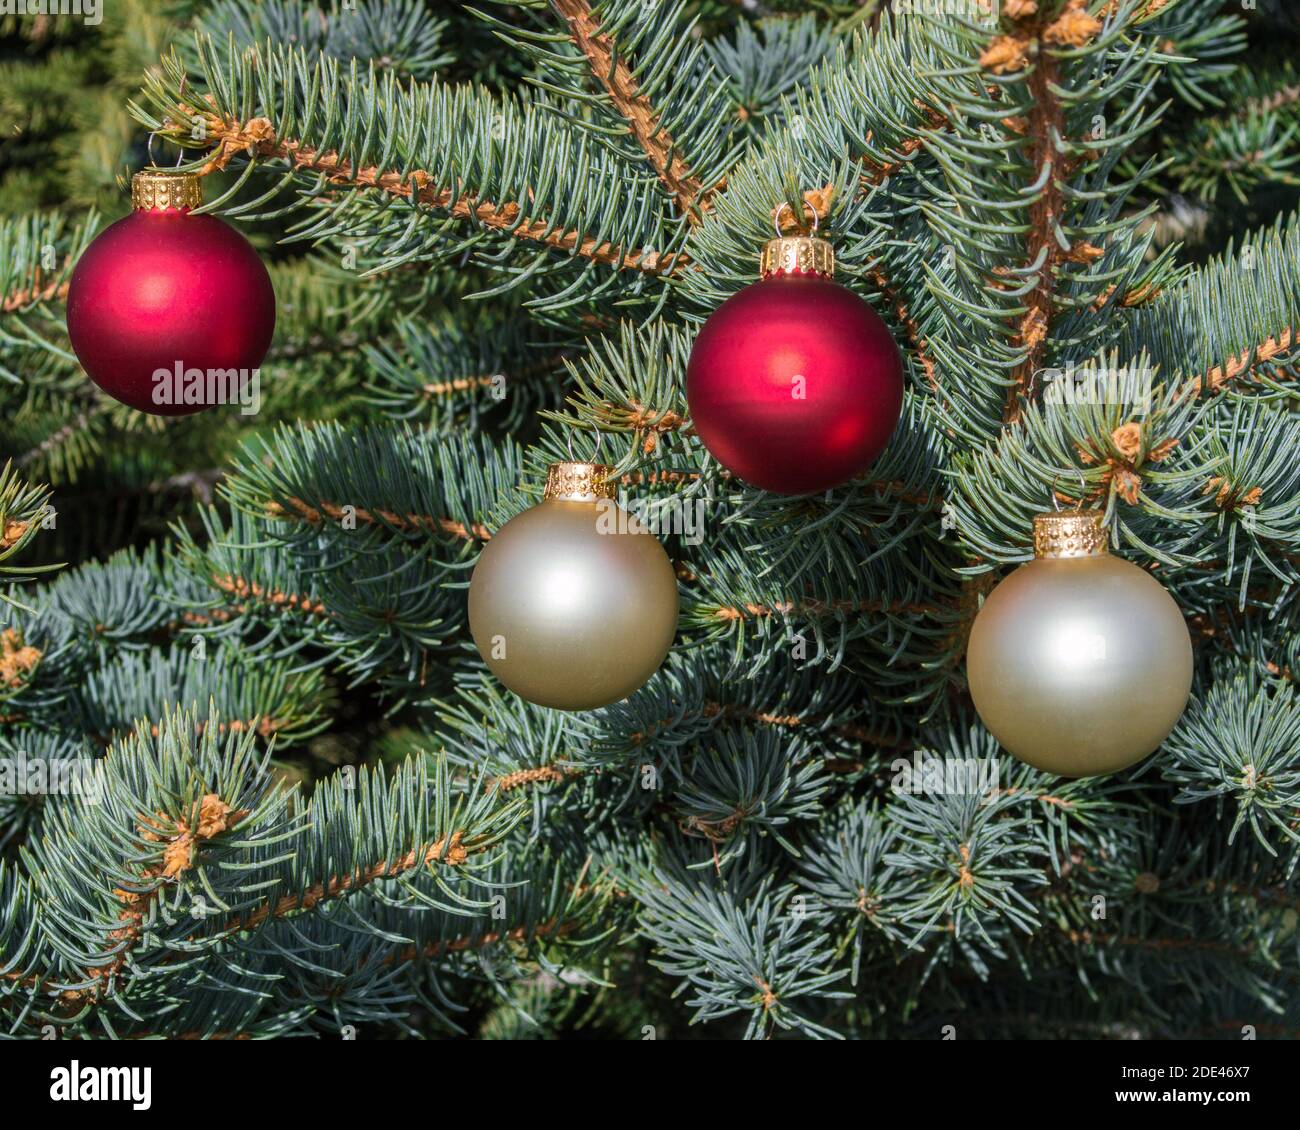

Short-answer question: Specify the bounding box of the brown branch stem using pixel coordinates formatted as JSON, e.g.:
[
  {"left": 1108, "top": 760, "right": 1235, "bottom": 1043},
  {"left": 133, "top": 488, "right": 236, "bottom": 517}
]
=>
[
  {"left": 552, "top": 0, "right": 709, "bottom": 223},
  {"left": 180, "top": 110, "right": 684, "bottom": 275}
]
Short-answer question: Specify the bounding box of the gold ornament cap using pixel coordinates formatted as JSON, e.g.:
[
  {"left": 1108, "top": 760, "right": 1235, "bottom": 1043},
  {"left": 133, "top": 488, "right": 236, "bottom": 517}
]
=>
[
  {"left": 543, "top": 461, "right": 615, "bottom": 502},
  {"left": 132, "top": 170, "right": 203, "bottom": 213},
  {"left": 760, "top": 236, "right": 834, "bottom": 278},
  {"left": 1033, "top": 509, "right": 1109, "bottom": 560}
]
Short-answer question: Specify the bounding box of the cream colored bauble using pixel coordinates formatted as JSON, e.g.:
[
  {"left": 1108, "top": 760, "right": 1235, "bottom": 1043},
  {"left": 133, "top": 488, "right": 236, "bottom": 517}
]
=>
[
  {"left": 468, "top": 461, "right": 679, "bottom": 711},
  {"left": 967, "top": 509, "right": 1193, "bottom": 777}
]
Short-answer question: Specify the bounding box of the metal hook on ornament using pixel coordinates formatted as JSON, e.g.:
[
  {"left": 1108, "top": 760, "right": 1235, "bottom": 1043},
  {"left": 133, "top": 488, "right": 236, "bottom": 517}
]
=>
[
  {"left": 773, "top": 200, "right": 818, "bottom": 239},
  {"left": 146, "top": 132, "right": 186, "bottom": 170},
  {"left": 1049, "top": 470, "right": 1090, "bottom": 511}
]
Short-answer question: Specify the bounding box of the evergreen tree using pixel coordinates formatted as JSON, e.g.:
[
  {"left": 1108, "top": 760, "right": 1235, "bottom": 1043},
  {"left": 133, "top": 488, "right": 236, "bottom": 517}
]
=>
[{"left": 2, "top": 0, "right": 1300, "bottom": 1040}]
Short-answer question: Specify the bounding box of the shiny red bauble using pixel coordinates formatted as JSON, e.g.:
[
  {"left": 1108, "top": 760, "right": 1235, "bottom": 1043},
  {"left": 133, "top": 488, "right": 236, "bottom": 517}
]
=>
[
  {"left": 685, "top": 241, "right": 903, "bottom": 495},
  {"left": 66, "top": 172, "right": 275, "bottom": 416}
]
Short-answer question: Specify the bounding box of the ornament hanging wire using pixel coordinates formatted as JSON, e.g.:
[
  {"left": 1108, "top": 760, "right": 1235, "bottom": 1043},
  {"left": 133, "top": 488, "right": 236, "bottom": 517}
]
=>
[
  {"left": 774, "top": 201, "right": 817, "bottom": 238},
  {"left": 146, "top": 131, "right": 186, "bottom": 170},
  {"left": 1048, "top": 471, "right": 1090, "bottom": 512}
]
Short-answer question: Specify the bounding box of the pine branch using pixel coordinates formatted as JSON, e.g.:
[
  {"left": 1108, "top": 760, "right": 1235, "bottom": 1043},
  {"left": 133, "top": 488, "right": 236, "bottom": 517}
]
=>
[
  {"left": 992, "top": 3, "right": 1107, "bottom": 423},
  {"left": 1194, "top": 325, "right": 1296, "bottom": 393},
  {"left": 0, "top": 210, "right": 95, "bottom": 316},
  {"left": 266, "top": 495, "right": 493, "bottom": 542},
  {"left": 1006, "top": 49, "right": 1067, "bottom": 424},
  {"left": 711, "top": 595, "right": 948, "bottom": 622},
  {"left": 552, "top": 0, "right": 710, "bottom": 223},
  {"left": 192, "top": 0, "right": 454, "bottom": 81},
  {"left": 866, "top": 264, "right": 940, "bottom": 398},
  {"left": 4, "top": 708, "right": 528, "bottom": 1018},
  {"left": 0, "top": 278, "right": 68, "bottom": 313},
  {"left": 1120, "top": 210, "right": 1300, "bottom": 398},
  {"left": 225, "top": 831, "right": 480, "bottom": 934},
  {"left": 188, "top": 107, "right": 682, "bottom": 274},
  {"left": 0, "top": 461, "right": 58, "bottom": 603}
]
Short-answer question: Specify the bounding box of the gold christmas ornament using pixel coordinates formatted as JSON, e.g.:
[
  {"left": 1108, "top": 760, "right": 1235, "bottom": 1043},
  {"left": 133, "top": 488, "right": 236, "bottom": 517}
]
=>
[
  {"left": 467, "top": 462, "right": 679, "bottom": 711},
  {"left": 966, "top": 509, "right": 1193, "bottom": 777}
]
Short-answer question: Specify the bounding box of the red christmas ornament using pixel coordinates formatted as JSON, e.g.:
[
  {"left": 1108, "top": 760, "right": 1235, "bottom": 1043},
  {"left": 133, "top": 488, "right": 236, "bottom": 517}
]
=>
[
  {"left": 685, "top": 225, "right": 903, "bottom": 495},
  {"left": 66, "top": 170, "right": 275, "bottom": 416}
]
